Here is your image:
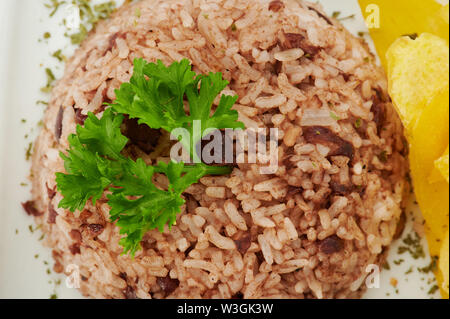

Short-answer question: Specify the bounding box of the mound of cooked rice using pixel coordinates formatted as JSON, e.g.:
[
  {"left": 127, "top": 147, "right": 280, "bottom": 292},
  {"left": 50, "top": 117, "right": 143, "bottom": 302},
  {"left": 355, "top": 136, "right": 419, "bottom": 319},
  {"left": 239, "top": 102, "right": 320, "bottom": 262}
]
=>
[{"left": 28, "top": 0, "right": 408, "bottom": 299}]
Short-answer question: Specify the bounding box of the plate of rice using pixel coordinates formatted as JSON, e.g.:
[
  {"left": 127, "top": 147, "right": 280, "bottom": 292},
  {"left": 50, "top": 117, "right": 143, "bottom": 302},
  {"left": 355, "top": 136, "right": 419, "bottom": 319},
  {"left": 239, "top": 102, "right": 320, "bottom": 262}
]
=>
[{"left": 0, "top": 0, "right": 445, "bottom": 299}]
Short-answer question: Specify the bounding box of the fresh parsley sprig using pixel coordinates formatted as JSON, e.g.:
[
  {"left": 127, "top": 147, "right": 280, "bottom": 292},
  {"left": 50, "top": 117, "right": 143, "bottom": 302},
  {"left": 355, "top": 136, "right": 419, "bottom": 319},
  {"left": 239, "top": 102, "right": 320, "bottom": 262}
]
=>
[
  {"left": 56, "top": 59, "right": 244, "bottom": 256},
  {"left": 111, "top": 58, "right": 244, "bottom": 162}
]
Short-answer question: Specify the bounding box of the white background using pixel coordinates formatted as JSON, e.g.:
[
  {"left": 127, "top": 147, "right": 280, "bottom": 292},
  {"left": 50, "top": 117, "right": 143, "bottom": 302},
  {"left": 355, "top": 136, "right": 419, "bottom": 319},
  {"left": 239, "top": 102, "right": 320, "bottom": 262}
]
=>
[{"left": 0, "top": 0, "right": 442, "bottom": 299}]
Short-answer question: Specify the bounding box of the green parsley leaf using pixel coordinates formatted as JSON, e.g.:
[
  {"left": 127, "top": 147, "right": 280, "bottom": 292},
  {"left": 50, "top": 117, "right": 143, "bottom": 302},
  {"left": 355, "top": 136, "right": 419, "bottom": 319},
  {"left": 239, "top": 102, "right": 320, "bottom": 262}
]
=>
[
  {"left": 108, "top": 161, "right": 183, "bottom": 255},
  {"left": 93, "top": 1, "right": 116, "bottom": 21},
  {"left": 111, "top": 58, "right": 195, "bottom": 133},
  {"left": 329, "top": 111, "right": 340, "bottom": 121},
  {"left": 77, "top": 109, "right": 128, "bottom": 160},
  {"left": 57, "top": 59, "right": 244, "bottom": 256},
  {"left": 331, "top": 11, "right": 340, "bottom": 18},
  {"left": 69, "top": 24, "right": 88, "bottom": 45},
  {"left": 52, "top": 49, "right": 66, "bottom": 62},
  {"left": 41, "top": 68, "right": 56, "bottom": 93},
  {"left": 44, "top": 0, "right": 65, "bottom": 17}
]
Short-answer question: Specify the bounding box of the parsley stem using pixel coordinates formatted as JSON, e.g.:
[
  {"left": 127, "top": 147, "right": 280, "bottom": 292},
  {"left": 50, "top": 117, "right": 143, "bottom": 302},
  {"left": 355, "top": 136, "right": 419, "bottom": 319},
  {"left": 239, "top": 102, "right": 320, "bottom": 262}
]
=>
[{"left": 183, "top": 163, "right": 233, "bottom": 175}]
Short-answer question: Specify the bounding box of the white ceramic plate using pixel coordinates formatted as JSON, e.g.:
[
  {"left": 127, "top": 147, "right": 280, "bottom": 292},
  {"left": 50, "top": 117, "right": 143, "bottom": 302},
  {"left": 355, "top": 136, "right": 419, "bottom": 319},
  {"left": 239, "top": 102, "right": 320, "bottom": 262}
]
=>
[{"left": 0, "top": 0, "right": 442, "bottom": 299}]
